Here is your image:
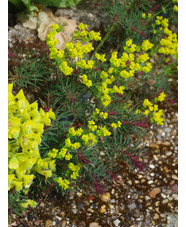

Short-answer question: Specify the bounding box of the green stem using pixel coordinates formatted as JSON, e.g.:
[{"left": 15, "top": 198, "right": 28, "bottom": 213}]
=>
[
  {"left": 151, "top": 2, "right": 171, "bottom": 19},
  {"left": 91, "top": 23, "right": 117, "bottom": 60}
]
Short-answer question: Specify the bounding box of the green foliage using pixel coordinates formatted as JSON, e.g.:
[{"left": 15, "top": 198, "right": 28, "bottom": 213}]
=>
[
  {"left": 32, "top": 0, "right": 82, "bottom": 8},
  {"left": 8, "top": 83, "right": 56, "bottom": 204},
  {"left": 9, "top": 50, "right": 52, "bottom": 89},
  {"left": 8, "top": 0, "right": 38, "bottom": 14},
  {"left": 8, "top": 0, "right": 177, "bottom": 215}
]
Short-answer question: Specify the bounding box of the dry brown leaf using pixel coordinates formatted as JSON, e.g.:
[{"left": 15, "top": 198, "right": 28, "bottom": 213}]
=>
[
  {"left": 17, "top": 8, "right": 77, "bottom": 49},
  {"left": 37, "top": 9, "right": 77, "bottom": 49}
]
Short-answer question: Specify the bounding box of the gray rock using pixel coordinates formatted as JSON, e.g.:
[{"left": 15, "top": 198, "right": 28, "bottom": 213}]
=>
[
  {"left": 127, "top": 203, "right": 137, "bottom": 210},
  {"left": 113, "top": 219, "right": 120, "bottom": 226}
]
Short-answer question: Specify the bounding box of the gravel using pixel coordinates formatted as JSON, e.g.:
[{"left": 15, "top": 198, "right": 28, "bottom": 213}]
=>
[{"left": 8, "top": 8, "right": 178, "bottom": 227}]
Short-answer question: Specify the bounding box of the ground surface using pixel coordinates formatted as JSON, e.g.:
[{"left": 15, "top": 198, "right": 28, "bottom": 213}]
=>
[{"left": 8, "top": 5, "right": 178, "bottom": 226}]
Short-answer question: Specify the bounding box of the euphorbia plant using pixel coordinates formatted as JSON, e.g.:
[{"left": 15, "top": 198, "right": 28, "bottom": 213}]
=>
[{"left": 8, "top": 83, "right": 56, "bottom": 207}]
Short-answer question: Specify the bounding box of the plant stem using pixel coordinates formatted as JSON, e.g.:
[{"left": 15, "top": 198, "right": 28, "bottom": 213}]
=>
[{"left": 91, "top": 23, "right": 116, "bottom": 60}]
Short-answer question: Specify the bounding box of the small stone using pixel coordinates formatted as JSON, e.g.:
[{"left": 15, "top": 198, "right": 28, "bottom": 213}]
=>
[
  {"left": 150, "top": 172, "right": 155, "bottom": 177},
  {"left": 79, "top": 221, "right": 86, "bottom": 227},
  {"left": 59, "top": 211, "right": 65, "bottom": 218},
  {"left": 165, "top": 189, "right": 172, "bottom": 195},
  {"left": 113, "top": 219, "right": 120, "bottom": 226},
  {"left": 153, "top": 213, "right": 159, "bottom": 220},
  {"left": 100, "top": 205, "right": 106, "bottom": 213},
  {"left": 111, "top": 189, "right": 115, "bottom": 194},
  {"left": 136, "top": 218, "right": 141, "bottom": 221},
  {"left": 164, "top": 128, "right": 171, "bottom": 133},
  {"left": 172, "top": 175, "right": 178, "bottom": 180},
  {"left": 52, "top": 221, "right": 56, "bottom": 226},
  {"left": 148, "top": 180, "right": 153, "bottom": 184},
  {"left": 172, "top": 194, "right": 178, "bottom": 200},
  {"left": 166, "top": 151, "right": 172, "bottom": 156},
  {"left": 137, "top": 174, "right": 143, "bottom": 179},
  {"left": 34, "top": 220, "right": 42, "bottom": 226},
  {"left": 61, "top": 220, "right": 67, "bottom": 227},
  {"left": 148, "top": 188, "right": 161, "bottom": 198},
  {"left": 145, "top": 196, "right": 150, "bottom": 200},
  {"left": 149, "top": 164, "right": 155, "bottom": 169},
  {"left": 170, "top": 180, "right": 175, "bottom": 185},
  {"left": 128, "top": 180, "right": 132, "bottom": 185},
  {"left": 162, "top": 132, "right": 165, "bottom": 136},
  {"left": 110, "top": 199, "right": 116, "bottom": 203},
  {"left": 153, "top": 155, "right": 158, "bottom": 161},
  {"left": 40, "top": 202, "right": 45, "bottom": 207},
  {"left": 109, "top": 204, "right": 114, "bottom": 209},
  {"left": 127, "top": 203, "right": 136, "bottom": 210},
  {"left": 101, "top": 192, "right": 111, "bottom": 202},
  {"left": 161, "top": 193, "right": 167, "bottom": 199},
  {"left": 155, "top": 207, "right": 160, "bottom": 213},
  {"left": 89, "top": 222, "right": 101, "bottom": 227},
  {"left": 155, "top": 201, "right": 160, "bottom": 206},
  {"left": 168, "top": 197, "right": 173, "bottom": 201},
  {"left": 149, "top": 143, "right": 159, "bottom": 149},
  {"left": 45, "top": 220, "right": 53, "bottom": 227},
  {"left": 170, "top": 184, "right": 178, "bottom": 193},
  {"left": 87, "top": 208, "right": 94, "bottom": 213},
  {"left": 162, "top": 199, "right": 168, "bottom": 204},
  {"left": 163, "top": 166, "right": 169, "bottom": 173},
  {"left": 164, "top": 141, "right": 171, "bottom": 146},
  {"left": 56, "top": 216, "right": 62, "bottom": 221},
  {"left": 77, "top": 192, "right": 82, "bottom": 197}
]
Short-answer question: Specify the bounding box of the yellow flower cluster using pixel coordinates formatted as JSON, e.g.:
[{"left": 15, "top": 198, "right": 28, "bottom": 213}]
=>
[
  {"left": 172, "top": 0, "right": 178, "bottom": 12},
  {"left": 75, "top": 23, "right": 102, "bottom": 41},
  {"left": 154, "top": 16, "right": 178, "bottom": 59},
  {"left": 95, "top": 53, "right": 107, "bottom": 62},
  {"left": 96, "top": 126, "right": 111, "bottom": 137},
  {"left": 76, "top": 59, "right": 94, "bottom": 69},
  {"left": 68, "top": 162, "right": 81, "bottom": 180},
  {"left": 20, "top": 199, "right": 37, "bottom": 209},
  {"left": 92, "top": 38, "right": 153, "bottom": 107},
  {"left": 155, "top": 92, "right": 166, "bottom": 102},
  {"left": 93, "top": 108, "right": 108, "bottom": 119},
  {"left": 82, "top": 133, "right": 97, "bottom": 146},
  {"left": 141, "top": 92, "right": 166, "bottom": 125},
  {"left": 46, "top": 23, "right": 102, "bottom": 76},
  {"left": 88, "top": 120, "right": 98, "bottom": 131},
  {"left": 56, "top": 177, "right": 70, "bottom": 190},
  {"left": 8, "top": 84, "right": 56, "bottom": 193},
  {"left": 81, "top": 74, "right": 93, "bottom": 87},
  {"left": 111, "top": 121, "right": 122, "bottom": 128},
  {"left": 141, "top": 40, "right": 154, "bottom": 51}
]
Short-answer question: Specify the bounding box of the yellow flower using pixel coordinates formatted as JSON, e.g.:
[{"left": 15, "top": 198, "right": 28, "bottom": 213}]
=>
[
  {"left": 111, "top": 123, "right": 117, "bottom": 128},
  {"left": 173, "top": 5, "right": 178, "bottom": 12},
  {"left": 158, "top": 92, "right": 166, "bottom": 102},
  {"left": 58, "top": 148, "right": 67, "bottom": 158},
  {"left": 117, "top": 121, "right": 122, "bottom": 127},
  {"left": 72, "top": 142, "right": 81, "bottom": 149},
  {"left": 65, "top": 138, "right": 72, "bottom": 147},
  {"left": 143, "top": 110, "right": 149, "bottom": 116},
  {"left": 78, "top": 23, "right": 89, "bottom": 30},
  {"left": 147, "top": 13, "right": 152, "bottom": 18},
  {"left": 65, "top": 153, "right": 72, "bottom": 160},
  {"left": 68, "top": 127, "right": 76, "bottom": 136},
  {"left": 126, "top": 39, "right": 133, "bottom": 47}
]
